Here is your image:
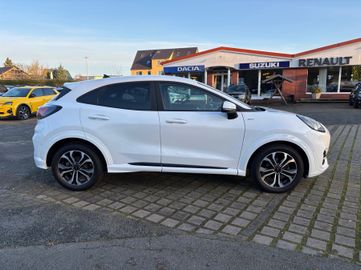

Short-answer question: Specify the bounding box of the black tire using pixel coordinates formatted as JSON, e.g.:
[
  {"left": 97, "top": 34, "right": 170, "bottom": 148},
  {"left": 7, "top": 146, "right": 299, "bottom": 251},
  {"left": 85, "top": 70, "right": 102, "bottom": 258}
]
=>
[
  {"left": 251, "top": 144, "right": 304, "bottom": 193},
  {"left": 349, "top": 99, "right": 353, "bottom": 106},
  {"left": 51, "top": 143, "right": 104, "bottom": 191},
  {"left": 354, "top": 101, "right": 359, "bottom": 108},
  {"left": 16, "top": 105, "right": 31, "bottom": 120}
]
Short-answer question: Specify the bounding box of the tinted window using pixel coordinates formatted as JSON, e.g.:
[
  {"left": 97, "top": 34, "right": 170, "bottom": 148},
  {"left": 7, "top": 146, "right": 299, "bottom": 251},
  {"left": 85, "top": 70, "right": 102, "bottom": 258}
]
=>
[
  {"left": 31, "top": 89, "right": 44, "bottom": 97},
  {"left": 43, "top": 88, "right": 56, "bottom": 95},
  {"left": 159, "top": 82, "right": 223, "bottom": 111},
  {"left": 78, "top": 82, "right": 152, "bottom": 110}
]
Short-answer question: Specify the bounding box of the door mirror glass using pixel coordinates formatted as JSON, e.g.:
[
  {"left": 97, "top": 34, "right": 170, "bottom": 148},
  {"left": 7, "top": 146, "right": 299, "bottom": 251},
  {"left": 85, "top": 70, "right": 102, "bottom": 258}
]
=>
[{"left": 222, "top": 101, "right": 238, "bottom": 119}]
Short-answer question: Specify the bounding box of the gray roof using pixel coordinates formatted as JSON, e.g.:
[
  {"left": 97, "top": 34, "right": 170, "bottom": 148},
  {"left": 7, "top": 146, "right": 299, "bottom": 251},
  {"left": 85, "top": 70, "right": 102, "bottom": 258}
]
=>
[
  {"left": 131, "top": 47, "right": 198, "bottom": 70},
  {"left": 0, "top": 67, "right": 12, "bottom": 75}
]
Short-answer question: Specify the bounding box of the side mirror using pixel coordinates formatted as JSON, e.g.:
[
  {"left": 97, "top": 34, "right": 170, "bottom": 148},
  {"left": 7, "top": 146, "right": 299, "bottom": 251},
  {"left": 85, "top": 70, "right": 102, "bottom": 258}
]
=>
[
  {"left": 29, "top": 93, "right": 36, "bottom": 98},
  {"left": 222, "top": 101, "right": 238, "bottom": 119}
]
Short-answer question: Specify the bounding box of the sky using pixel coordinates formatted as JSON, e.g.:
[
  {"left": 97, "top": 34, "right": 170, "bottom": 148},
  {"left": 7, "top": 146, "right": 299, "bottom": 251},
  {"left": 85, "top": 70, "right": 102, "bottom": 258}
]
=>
[{"left": 0, "top": 0, "right": 360, "bottom": 76}]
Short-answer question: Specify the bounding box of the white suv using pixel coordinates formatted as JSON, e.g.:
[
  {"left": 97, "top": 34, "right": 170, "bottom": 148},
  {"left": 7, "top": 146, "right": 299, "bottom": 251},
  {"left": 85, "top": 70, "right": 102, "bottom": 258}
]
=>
[{"left": 33, "top": 76, "right": 330, "bottom": 193}]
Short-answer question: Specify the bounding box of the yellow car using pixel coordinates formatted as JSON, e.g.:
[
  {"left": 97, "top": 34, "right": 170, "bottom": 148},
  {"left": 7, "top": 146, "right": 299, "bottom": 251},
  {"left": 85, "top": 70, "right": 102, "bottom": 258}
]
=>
[{"left": 0, "top": 86, "right": 58, "bottom": 120}]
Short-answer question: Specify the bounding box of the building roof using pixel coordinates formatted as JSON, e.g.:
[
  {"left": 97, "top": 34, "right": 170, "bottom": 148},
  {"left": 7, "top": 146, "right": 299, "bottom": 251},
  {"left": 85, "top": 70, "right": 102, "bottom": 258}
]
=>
[
  {"left": 131, "top": 47, "right": 198, "bottom": 70},
  {"left": 0, "top": 66, "right": 13, "bottom": 75},
  {"left": 162, "top": 38, "right": 361, "bottom": 65}
]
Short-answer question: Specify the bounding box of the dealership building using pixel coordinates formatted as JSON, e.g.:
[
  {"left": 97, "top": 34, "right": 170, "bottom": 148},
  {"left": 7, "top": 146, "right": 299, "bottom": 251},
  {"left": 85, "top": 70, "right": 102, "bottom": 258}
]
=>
[{"left": 161, "top": 38, "right": 361, "bottom": 100}]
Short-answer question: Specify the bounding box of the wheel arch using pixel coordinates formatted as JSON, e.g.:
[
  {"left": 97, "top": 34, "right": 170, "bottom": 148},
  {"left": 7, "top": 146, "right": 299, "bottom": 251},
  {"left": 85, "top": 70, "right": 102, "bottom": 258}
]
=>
[
  {"left": 245, "top": 141, "right": 309, "bottom": 178},
  {"left": 46, "top": 138, "right": 108, "bottom": 172}
]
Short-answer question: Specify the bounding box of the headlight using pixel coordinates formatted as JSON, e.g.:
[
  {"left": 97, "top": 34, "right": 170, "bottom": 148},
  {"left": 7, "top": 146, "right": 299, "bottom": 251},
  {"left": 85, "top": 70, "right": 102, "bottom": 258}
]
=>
[
  {"left": 297, "top": 115, "right": 325, "bottom": 132},
  {"left": 4, "top": 101, "right": 12, "bottom": 105}
]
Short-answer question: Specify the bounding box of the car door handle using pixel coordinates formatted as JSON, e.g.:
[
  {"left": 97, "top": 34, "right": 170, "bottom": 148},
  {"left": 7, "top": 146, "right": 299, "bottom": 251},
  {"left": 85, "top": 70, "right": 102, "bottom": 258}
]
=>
[
  {"left": 88, "top": 115, "right": 110, "bottom": 121},
  {"left": 166, "top": 119, "right": 187, "bottom": 124}
]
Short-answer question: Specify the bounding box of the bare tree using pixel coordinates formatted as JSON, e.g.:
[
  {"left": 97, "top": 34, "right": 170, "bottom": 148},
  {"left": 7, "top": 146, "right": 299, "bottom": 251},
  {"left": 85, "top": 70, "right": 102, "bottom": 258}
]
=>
[{"left": 27, "top": 60, "right": 46, "bottom": 79}]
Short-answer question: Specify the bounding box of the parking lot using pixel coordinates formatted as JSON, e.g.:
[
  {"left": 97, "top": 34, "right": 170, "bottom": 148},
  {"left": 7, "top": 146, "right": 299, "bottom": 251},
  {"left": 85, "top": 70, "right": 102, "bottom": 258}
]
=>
[{"left": 1, "top": 103, "right": 361, "bottom": 269}]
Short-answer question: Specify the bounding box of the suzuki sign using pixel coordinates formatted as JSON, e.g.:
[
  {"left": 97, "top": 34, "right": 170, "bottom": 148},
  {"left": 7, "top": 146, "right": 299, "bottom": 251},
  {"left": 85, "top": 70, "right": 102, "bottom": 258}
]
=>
[{"left": 239, "top": 61, "right": 290, "bottom": 70}]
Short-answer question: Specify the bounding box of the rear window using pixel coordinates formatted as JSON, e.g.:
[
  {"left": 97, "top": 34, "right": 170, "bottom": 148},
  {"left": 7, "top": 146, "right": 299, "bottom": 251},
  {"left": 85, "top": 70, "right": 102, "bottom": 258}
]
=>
[
  {"left": 53, "top": 87, "right": 71, "bottom": 100},
  {"left": 43, "top": 88, "right": 57, "bottom": 96},
  {"left": 77, "top": 82, "right": 152, "bottom": 110}
]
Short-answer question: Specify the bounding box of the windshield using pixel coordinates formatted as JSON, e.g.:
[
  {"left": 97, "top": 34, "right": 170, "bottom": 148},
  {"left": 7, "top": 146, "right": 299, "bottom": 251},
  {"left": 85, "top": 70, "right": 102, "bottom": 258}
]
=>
[
  {"left": 197, "top": 81, "right": 252, "bottom": 109},
  {"left": 227, "top": 84, "right": 247, "bottom": 93},
  {"left": 2, "top": 87, "right": 31, "bottom": 97}
]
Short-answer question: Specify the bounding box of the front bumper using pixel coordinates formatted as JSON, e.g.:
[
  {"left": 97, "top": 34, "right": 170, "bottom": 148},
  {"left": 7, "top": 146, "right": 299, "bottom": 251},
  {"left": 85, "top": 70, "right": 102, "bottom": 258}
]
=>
[
  {"left": 0, "top": 105, "right": 13, "bottom": 117},
  {"left": 306, "top": 127, "right": 330, "bottom": 178}
]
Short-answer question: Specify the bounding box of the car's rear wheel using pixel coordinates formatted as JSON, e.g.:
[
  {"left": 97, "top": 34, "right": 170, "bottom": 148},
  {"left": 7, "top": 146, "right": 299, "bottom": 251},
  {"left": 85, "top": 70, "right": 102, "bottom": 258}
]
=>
[
  {"left": 51, "top": 144, "right": 104, "bottom": 191},
  {"left": 354, "top": 101, "right": 359, "bottom": 108},
  {"left": 251, "top": 145, "right": 304, "bottom": 193},
  {"left": 16, "top": 105, "right": 30, "bottom": 120}
]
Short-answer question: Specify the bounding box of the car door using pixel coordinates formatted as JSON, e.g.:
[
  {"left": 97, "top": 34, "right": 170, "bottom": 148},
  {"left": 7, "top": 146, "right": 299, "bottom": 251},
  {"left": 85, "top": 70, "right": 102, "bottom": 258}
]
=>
[
  {"left": 157, "top": 81, "right": 245, "bottom": 174},
  {"left": 27, "top": 88, "right": 45, "bottom": 112},
  {"left": 78, "top": 81, "right": 161, "bottom": 171}
]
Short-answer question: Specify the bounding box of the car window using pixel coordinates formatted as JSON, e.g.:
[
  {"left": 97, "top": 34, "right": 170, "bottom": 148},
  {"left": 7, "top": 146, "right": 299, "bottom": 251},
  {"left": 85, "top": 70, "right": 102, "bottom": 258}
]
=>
[
  {"left": 227, "top": 84, "right": 247, "bottom": 93},
  {"left": 43, "top": 88, "right": 56, "bottom": 96},
  {"left": 78, "top": 82, "right": 152, "bottom": 110},
  {"left": 31, "top": 89, "right": 44, "bottom": 97},
  {"left": 159, "top": 82, "right": 223, "bottom": 111},
  {"left": 2, "top": 87, "right": 30, "bottom": 97}
]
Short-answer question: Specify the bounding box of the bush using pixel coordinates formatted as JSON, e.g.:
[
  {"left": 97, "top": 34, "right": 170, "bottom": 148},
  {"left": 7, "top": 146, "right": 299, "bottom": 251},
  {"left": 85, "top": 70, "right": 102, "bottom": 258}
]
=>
[{"left": 0, "top": 79, "right": 74, "bottom": 87}]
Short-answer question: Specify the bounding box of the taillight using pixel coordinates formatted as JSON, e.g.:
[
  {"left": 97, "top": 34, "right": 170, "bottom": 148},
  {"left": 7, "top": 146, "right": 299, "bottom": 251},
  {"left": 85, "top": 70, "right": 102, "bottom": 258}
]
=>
[{"left": 37, "top": 105, "right": 62, "bottom": 119}]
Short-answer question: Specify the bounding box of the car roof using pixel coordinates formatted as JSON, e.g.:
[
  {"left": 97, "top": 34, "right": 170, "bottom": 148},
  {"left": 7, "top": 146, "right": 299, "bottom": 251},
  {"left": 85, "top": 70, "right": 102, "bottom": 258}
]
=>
[
  {"left": 60, "top": 76, "right": 252, "bottom": 110},
  {"left": 64, "top": 76, "right": 201, "bottom": 91},
  {"left": 12, "top": 86, "right": 55, "bottom": 89}
]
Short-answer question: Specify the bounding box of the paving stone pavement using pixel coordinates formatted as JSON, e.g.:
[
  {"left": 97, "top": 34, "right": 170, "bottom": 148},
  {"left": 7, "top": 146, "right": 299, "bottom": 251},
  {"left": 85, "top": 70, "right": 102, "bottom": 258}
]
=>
[{"left": 32, "top": 124, "right": 361, "bottom": 264}]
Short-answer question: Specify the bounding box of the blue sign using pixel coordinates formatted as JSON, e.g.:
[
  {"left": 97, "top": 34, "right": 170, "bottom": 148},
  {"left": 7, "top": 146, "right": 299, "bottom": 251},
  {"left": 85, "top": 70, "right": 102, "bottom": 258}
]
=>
[
  {"left": 239, "top": 61, "right": 290, "bottom": 70},
  {"left": 164, "top": 65, "right": 205, "bottom": 73}
]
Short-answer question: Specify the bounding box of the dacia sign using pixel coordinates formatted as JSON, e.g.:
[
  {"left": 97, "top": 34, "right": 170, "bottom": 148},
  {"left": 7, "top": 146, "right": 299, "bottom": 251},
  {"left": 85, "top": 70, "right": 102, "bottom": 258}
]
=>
[
  {"left": 239, "top": 61, "right": 290, "bottom": 70},
  {"left": 164, "top": 65, "right": 205, "bottom": 73}
]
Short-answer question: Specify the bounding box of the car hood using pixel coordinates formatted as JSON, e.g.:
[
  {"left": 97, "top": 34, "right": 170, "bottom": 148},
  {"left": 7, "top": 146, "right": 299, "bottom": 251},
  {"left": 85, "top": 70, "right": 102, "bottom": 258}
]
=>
[
  {"left": 0, "top": 97, "right": 20, "bottom": 104},
  {"left": 252, "top": 106, "right": 296, "bottom": 115}
]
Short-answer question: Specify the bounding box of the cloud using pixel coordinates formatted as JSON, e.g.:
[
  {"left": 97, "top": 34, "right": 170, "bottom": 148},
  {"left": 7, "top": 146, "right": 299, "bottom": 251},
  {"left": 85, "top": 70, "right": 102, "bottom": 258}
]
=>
[{"left": 0, "top": 32, "right": 223, "bottom": 76}]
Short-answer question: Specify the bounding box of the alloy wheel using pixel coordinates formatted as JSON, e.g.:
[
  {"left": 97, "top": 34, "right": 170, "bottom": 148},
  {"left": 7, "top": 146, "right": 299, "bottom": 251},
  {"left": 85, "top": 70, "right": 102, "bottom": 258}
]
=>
[
  {"left": 57, "top": 150, "right": 95, "bottom": 186},
  {"left": 18, "top": 106, "right": 30, "bottom": 120},
  {"left": 259, "top": 151, "right": 298, "bottom": 189}
]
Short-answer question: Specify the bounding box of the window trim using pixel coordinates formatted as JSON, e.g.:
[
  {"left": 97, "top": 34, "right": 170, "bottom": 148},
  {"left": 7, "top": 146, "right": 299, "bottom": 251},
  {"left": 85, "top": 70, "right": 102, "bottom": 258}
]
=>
[{"left": 76, "top": 81, "right": 158, "bottom": 111}]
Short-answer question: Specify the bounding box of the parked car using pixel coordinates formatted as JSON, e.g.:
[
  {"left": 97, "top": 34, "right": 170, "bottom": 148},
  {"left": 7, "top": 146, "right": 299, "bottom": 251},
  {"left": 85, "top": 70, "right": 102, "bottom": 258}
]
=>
[
  {"left": 225, "top": 83, "right": 251, "bottom": 104},
  {"left": 0, "top": 84, "right": 8, "bottom": 96},
  {"left": 33, "top": 76, "right": 330, "bottom": 193},
  {"left": 352, "top": 84, "right": 361, "bottom": 108},
  {"left": 0, "top": 86, "right": 58, "bottom": 120},
  {"left": 349, "top": 83, "right": 360, "bottom": 106}
]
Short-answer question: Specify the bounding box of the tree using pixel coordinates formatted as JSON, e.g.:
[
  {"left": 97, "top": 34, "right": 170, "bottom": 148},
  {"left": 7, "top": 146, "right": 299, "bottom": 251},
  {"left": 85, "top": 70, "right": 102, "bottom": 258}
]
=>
[
  {"left": 353, "top": 66, "right": 361, "bottom": 81},
  {"left": 27, "top": 60, "right": 46, "bottom": 79},
  {"left": 54, "top": 65, "right": 68, "bottom": 81},
  {"left": 4, "top": 57, "right": 13, "bottom": 67}
]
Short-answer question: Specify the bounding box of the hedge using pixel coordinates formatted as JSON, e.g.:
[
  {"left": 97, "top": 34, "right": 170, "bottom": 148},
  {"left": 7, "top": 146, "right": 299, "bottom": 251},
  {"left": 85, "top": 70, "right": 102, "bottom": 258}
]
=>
[{"left": 0, "top": 79, "right": 75, "bottom": 87}]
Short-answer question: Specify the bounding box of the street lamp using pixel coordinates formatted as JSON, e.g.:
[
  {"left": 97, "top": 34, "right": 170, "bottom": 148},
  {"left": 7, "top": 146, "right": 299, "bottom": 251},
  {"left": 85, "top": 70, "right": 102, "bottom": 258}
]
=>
[{"left": 84, "top": 56, "right": 89, "bottom": 80}]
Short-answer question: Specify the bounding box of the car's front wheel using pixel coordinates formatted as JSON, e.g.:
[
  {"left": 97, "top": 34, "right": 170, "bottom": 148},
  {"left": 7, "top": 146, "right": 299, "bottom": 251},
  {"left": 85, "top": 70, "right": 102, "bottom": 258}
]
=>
[
  {"left": 51, "top": 144, "right": 104, "bottom": 191},
  {"left": 354, "top": 101, "right": 359, "bottom": 108},
  {"left": 16, "top": 105, "right": 31, "bottom": 120},
  {"left": 251, "top": 145, "right": 304, "bottom": 193}
]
